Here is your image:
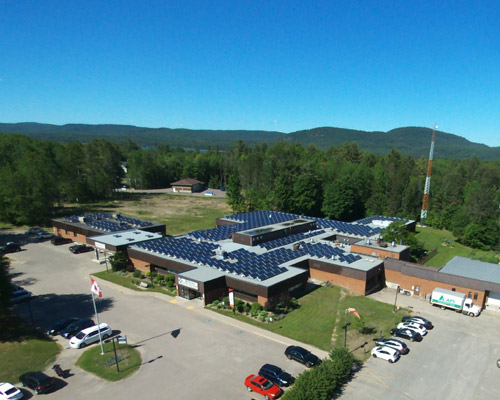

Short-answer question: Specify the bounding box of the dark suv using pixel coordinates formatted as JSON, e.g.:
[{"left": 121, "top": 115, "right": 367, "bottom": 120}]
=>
[
  {"left": 19, "top": 371, "right": 55, "bottom": 394},
  {"left": 258, "top": 364, "right": 294, "bottom": 387},
  {"left": 60, "top": 318, "right": 94, "bottom": 338},
  {"left": 0, "top": 242, "right": 22, "bottom": 254}
]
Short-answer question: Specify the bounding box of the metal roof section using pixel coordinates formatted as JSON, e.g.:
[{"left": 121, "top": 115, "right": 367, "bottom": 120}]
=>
[
  {"left": 60, "top": 212, "right": 157, "bottom": 232},
  {"left": 89, "top": 230, "right": 163, "bottom": 247},
  {"left": 439, "top": 256, "right": 500, "bottom": 285}
]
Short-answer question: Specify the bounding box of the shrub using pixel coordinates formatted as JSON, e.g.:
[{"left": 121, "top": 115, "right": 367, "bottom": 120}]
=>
[
  {"left": 251, "top": 302, "right": 262, "bottom": 312},
  {"left": 236, "top": 303, "right": 244, "bottom": 313},
  {"left": 131, "top": 279, "right": 138, "bottom": 285},
  {"left": 145, "top": 271, "right": 151, "bottom": 277},
  {"left": 165, "top": 274, "right": 175, "bottom": 287},
  {"left": 212, "top": 300, "right": 220, "bottom": 307},
  {"left": 244, "top": 303, "right": 251, "bottom": 313},
  {"left": 258, "top": 311, "right": 269, "bottom": 322},
  {"left": 126, "top": 264, "right": 135, "bottom": 273},
  {"left": 133, "top": 270, "right": 141, "bottom": 278},
  {"left": 159, "top": 281, "right": 166, "bottom": 287}
]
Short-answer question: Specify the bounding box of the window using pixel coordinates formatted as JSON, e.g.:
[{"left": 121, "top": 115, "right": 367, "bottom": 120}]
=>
[
  {"left": 468, "top": 292, "right": 472, "bottom": 298},
  {"left": 451, "top": 288, "right": 456, "bottom": 291},
  {"left": 474, "top": 293, "right": 478, "bottom": 300}
]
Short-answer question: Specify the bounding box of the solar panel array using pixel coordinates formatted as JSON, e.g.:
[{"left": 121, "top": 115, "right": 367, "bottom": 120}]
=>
[
  {"left": 87, "top": 220, "right": 133, "bottom": 232},
  {"left": 354, "top": 215, "right": 409, "bottom": 225},
  {"left": 62, "top": 213, "right": 154, "bottom": 231},
  {"left": 299, "top": 242, "right": 362, "bottom": 263},
  {"left": 314, "top": 218, "right": 381, "bottom": 237},
  {"left": 260, "top": 229, "right": 326, "bottom": 250}
]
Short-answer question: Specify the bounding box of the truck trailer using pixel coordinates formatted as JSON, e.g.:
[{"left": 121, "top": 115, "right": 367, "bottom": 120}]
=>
[{"left": 430, "top": 287, "right": 481, "bottom": 317}]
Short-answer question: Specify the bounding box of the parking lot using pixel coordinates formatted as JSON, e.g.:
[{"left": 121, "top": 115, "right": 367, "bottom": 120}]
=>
[
  {"left": 8, "top": 240, "right": 327, "bottom": 400},
  {"left": 6, "top": 239, "right": 500, "bottom": 399}
]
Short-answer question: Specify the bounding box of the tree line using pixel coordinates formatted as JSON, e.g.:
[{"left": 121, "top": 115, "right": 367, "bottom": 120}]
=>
[{"left": 0, "top": 133, "right": 498, "bottom": 251}]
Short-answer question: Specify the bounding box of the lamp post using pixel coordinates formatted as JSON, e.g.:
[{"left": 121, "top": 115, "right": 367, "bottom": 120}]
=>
[
  {"left": 343, "top": 308, "right": 351, "bottom": 348},
  {"left": 394, "top": 285, "right": 400, "bottom": 312}
]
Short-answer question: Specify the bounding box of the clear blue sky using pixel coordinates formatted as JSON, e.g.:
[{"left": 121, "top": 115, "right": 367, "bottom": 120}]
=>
[{"left": 1, "top": 1, "right": 499, "bottom": 146}]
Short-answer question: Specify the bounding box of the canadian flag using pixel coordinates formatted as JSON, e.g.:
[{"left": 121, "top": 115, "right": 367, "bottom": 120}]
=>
[
  {"left": 228, "top": 288, "right": 235, "bottom": 308},
  {"left": 90, "top": 278, "right": 102, "bottom": 298},
  {"left": 347, "top": 308, "right": 361, "bottom": 319}
]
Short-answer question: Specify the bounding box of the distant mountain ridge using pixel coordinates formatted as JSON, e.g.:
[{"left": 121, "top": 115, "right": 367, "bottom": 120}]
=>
[{"left": 0, "top": 122, "right": 498, "bottom": 160}]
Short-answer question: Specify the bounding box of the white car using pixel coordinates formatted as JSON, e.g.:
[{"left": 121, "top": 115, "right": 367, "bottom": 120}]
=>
[
  {"left": 0, "top": 382, "right": 23, "bottom": 400},
  {"left": 375, "top": 338, "right": 409, "bottom": 355},
  {"left": 397, "top": 322, "right": 427, "bottom": 336},
  {"left": 371, "top": 346, "right": 400, "bottom": 363}
]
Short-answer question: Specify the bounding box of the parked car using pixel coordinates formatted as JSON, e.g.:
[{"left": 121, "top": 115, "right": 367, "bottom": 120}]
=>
[
  {"left": 397, "top": 322, "right": 427, "bottom": 336},
  {"left": 60, "top": 318, "right": 94, "bottom": 339},
  {"left": 25, "top": 227, "right": 43, "bottom": 235},
  {"left": 375, "top": 338, "right": 409, "bottom": 355},
  {"left": 284, "top": 345, "right": 321, "bottom": 367},
  {"left": 69, "top": 244, "right": 93, "bottom": 254},
  {"left": 204, "top": 191, "right": 215, "bottom": 196},
  {"left": 69, "top": 323, "right": 112, "bottom": 348},
  {"left": 19, "top": 371, "right": 55, "bottom": 394},
  {"left": 36, "top": 232, "right": 54, "bottom": 241},
  {"left": 401, "top": 316, "right": 433, "bottom": 330},
  {"left": 258, "top": 364, "right": 294, "bottom": 387},
  {"left": 50, "top": 236, "right": 73, "bottom": 246},
  {"left": 47, "top": 317, "right": 79, "bottom": 336},
  {"left": 371, "top": 345, "right": 400, "bottom": 363},
  {"left": 0, "top": 382, "right": 23, "bottom": 400},
  {"left": 390, "top": 328, "right": 422, "bottom": 342},
  {"left": 0, "top": 243, "right": 22, "bottom": 255},
  {"left": 10, "top": 286, "right": 32, "bottom": 304},
  {"left": 244, "top": 374, "right": 282, "bottom": 399}
]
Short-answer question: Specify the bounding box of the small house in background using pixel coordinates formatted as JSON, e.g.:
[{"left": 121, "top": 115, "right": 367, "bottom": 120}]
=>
[{"left": 171, "top": 178, "right": 204, "bottom": 193}]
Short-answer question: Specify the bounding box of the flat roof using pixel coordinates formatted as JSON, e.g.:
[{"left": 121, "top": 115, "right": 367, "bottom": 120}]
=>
[
  {"left": 353, "top": 238, "right": 409, "bottom": 254},
  {"left": 439, "top": 256, "right": 500, "bottom": 285},
  {"left": 90, "top": 230, "right": 163, "bottom": 247}
]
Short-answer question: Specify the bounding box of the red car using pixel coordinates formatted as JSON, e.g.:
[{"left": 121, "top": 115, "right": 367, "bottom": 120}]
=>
[{"left": 244, "top": 374, "right": 282, "bottom": 399}]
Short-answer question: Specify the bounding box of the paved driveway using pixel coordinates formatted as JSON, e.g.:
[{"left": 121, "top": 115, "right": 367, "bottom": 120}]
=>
[
  {"left": 8, "top": 241, "right": 327, "bottom": 400},
  {"left": 341, "top": 289, "right": 500, "bottom": 400}
]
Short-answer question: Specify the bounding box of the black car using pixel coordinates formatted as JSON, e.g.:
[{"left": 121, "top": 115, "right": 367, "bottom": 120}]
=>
[
  {"left": 1, "top": 242, "right": 22, "bottom": 254},
  {"left": 47, "top": 317, "right": 79, "bottom": 335},
  {"left": 259, "top": 364, "right": 294, "bottom": 387},
  {"left": 60, "top": 318, "right": 94, "bottom": 338},
  {"left": 51, "top": 236, "right": 73, "bottom": 246},
  {"left": 284, "top": 345, "right": 321, "bottom": 367},
  {"left": 401, "top": 316, "right": 433, "bottom": 330},
  {"left": 69, "top": 244, "right": 93, "bottom": 254},
  {"left": 19, "top": 371, "right": 55, "bottom": 394},
  {"left": 390, "top": 328, "right": 422, "bottom": 342}
]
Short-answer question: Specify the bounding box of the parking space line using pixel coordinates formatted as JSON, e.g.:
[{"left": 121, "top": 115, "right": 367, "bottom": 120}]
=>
[
  {"left": 169, "top": 299, "right": 177, "bottom": 304},
  {"left": 186, "top": 305, "right": 194, "bottom": 310}
]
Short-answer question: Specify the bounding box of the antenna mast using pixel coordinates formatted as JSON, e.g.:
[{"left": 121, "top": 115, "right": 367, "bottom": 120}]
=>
[{"left": 420, "top": 124, "right": 437, "bottom": 225}]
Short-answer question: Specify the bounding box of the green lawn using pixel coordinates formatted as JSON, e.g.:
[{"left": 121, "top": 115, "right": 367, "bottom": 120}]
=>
[
  {"left": 75, "top": 341, "right": 141, "bottom": 381},
  {"left": 93, "top": 271, "right": 176, "bottom": 296},
  {"left": 416, "top": 226, "right": 499, "bottom": 267},
  {"left": 207, "top": 286, "right": 408, "bottom": 361},
  {"left": 0, "top": 315, "right": 61, "bottom": 383}
]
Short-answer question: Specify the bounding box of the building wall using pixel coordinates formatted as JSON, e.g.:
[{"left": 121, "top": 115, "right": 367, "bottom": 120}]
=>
[
  {"left": 385, "top": 268, "right": 486, "bottom": 307},
  {"left": 129, "top": 257, "right": 151, "bottom": 273},
  {"left": 257, "top": 295, "right": 268, "bottom": 306},
  {"left": 309, "top": 268, "right": 367, "bottom": 295},
  {"left": 350, "top": 243, "right": 409, "bottom": 261}
]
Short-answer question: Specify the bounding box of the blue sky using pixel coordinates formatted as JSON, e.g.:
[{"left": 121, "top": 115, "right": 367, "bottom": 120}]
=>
[{"left": 1, "top": 1, "right": 499, "bottom": 146}]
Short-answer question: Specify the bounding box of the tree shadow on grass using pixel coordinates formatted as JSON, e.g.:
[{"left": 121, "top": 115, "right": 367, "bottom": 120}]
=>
[{"left": 5, "top": 293, "right": 114, "bottom": 342}]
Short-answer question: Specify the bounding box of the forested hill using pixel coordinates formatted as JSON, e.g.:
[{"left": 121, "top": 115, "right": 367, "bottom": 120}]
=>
[{"left": 1, "top": 122, "right": 498, "bottom": 160}]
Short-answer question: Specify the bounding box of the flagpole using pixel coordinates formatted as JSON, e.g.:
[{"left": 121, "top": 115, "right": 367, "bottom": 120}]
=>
[{"left": 90, "top": 276, "right": 105, "bottom": 355}]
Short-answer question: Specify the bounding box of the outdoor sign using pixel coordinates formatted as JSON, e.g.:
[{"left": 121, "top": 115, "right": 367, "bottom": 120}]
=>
[
  {"left": 228, "top": 288, "right": 234, "bottom": 308},
  {"left": 178, "top": 277, "right": 198, "bottom": 290}
]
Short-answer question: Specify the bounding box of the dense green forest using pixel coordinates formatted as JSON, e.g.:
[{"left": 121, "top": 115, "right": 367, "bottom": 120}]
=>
[
  {"left": 0, "top": 133, "right": 498, "bottom": 251},
  {"left": 1, "top": 123, "right": 499, "bottom": 160}
]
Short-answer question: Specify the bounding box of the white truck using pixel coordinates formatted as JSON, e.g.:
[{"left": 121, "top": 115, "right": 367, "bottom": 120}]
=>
[{"left": 430, "top": 287, "right": 481, "bottom": 317}]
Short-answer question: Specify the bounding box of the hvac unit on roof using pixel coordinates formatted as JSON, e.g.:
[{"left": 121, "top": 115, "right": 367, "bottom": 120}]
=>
[{"left": 391, "top": 241, "right": 396, "bottom": 247}]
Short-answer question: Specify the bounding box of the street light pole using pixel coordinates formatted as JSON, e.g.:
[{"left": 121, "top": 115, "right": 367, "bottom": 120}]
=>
[{"left": 394, "top": 285, "right": 400, "bottom": 312}]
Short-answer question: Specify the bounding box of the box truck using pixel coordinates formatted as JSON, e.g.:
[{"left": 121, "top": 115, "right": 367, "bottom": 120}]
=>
[{"left": 430, "top": 287, "right": 481, "bottom": 317}]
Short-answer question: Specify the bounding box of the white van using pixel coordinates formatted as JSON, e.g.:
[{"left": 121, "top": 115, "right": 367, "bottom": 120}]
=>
[{"left": 69, "top": 323, "right": 111, "bottom": 348}]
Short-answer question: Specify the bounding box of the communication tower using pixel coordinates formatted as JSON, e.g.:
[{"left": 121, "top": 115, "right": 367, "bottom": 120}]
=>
[{"left": 420, "top": 124, "right": 438, "bottom": 225}]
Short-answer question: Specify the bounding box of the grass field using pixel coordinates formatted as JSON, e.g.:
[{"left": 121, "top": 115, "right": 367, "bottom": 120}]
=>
[
  {"left": 416, "top": 226, "right": 499, "bottom": 267},
  {"left": 208, "top": 285, "right": 408, "bottom": 361},
  {"left": 75, "top": 341, "right": 141, "bottom": 381},
  {"left": 56, "top": 193, "right": 232, "bottom": 236},
  {"left": 0, "top": 315, "right": 61, "bottom": 383}
]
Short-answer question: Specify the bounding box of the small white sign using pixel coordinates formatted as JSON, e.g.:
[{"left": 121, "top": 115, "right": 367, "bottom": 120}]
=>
[
  {"left": 95, "top": 242, "right": 106, "bottom": 250},
  {"left": 178, "top": 277, "right": 198, "bottom": 290}
]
